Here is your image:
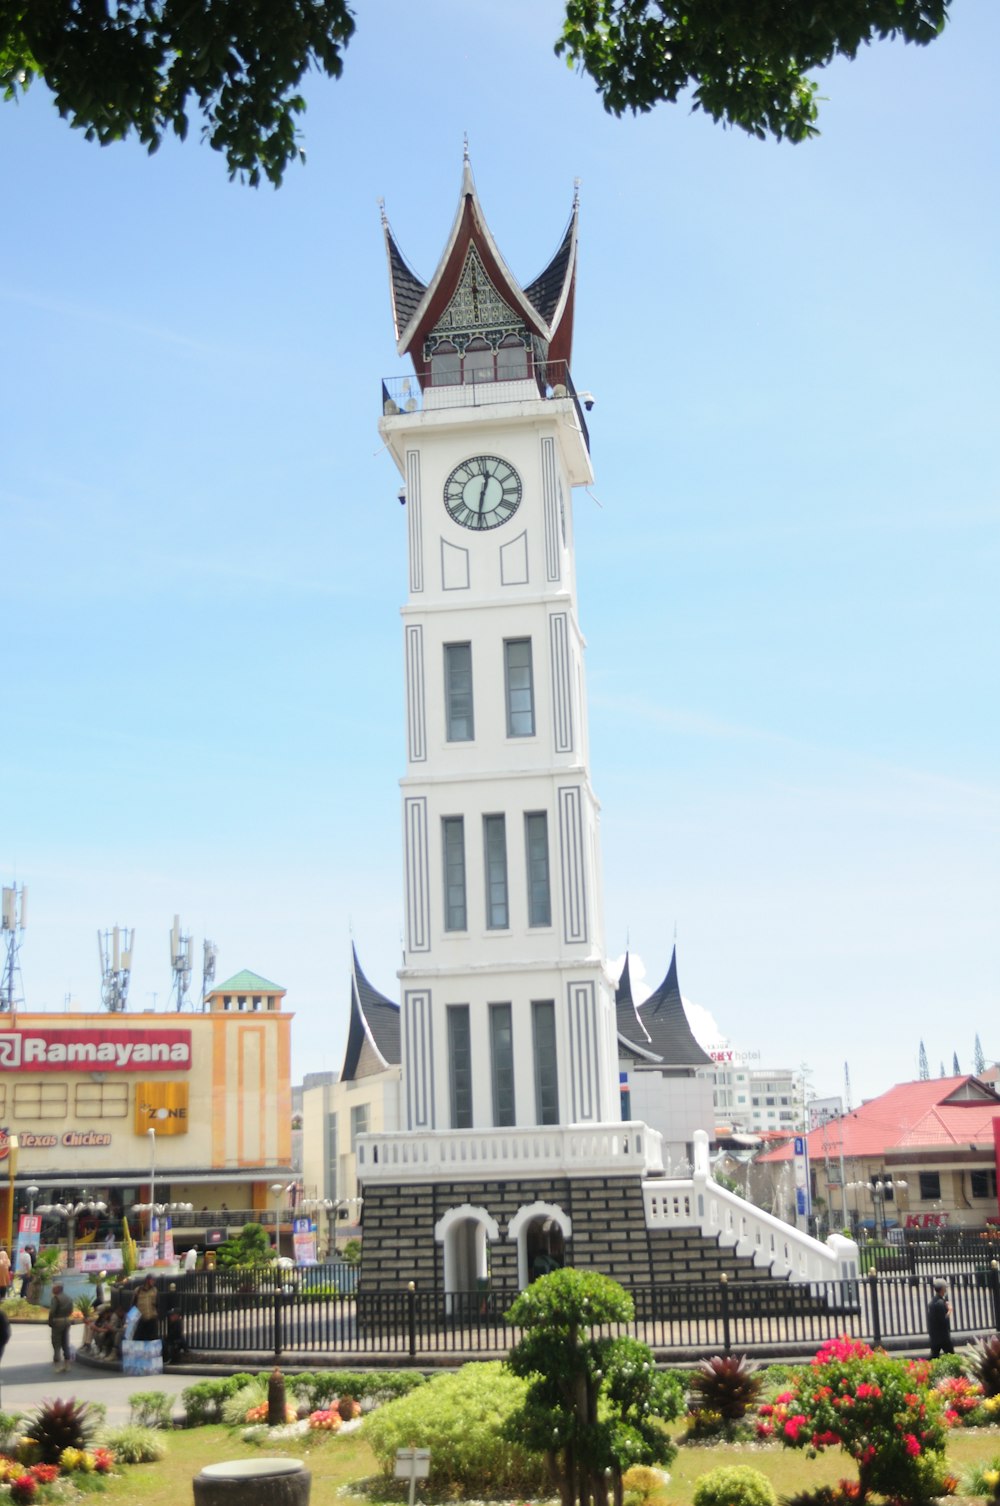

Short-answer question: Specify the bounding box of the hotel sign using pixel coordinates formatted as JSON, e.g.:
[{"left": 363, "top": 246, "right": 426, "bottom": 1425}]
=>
[{"left": 0, "top": 1028, "right": 191, "bottom": 1072}]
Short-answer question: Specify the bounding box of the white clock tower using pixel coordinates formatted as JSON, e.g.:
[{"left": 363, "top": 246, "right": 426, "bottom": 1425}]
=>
[{"left": 359, "top": 161, "right": 664, "bottom": 1294}]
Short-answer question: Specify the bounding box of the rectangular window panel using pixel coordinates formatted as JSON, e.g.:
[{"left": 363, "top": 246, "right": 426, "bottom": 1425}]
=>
[
  {"left": 444, "top": 642, "right": 474, "bottom": 741},
  {"left": 483, "top": 814, "right": 509, "bottom": 929},
  {"left": 74, "top": 1081, "right": 129, "bottom": 1118},
  {"left": 447, "top": 1004, "right": 473, "bottom": 1129},
  {"left": 532, "top": 999, "right": 559, "bottom": 1125},
  {"left": 504, "top": 638, "right": 535, "bottom": 737},
  {"left": 442, "top": 817, "right": 467, "bottom": 931},
  {"left": 350, "top": 1103, "right": 369, "bottom": 1150},
  {"left": 525, "top": 812, "right": 551, "bottom": 927},
  {"left": 326, "top": 1112, "right": 338, "bottom": 1202},
  {"left": 971, "top": 1169, "right": 996, "bottom": 1199},
  {"left": 919, "top": 1171, "right": 941, "bottom": 1201},
  {"left": 14, "top": 1082, "right": 67, "bottom": 1119},
  {"left": 490, "top": 1002, "right": 515, "bottom": 1127}
]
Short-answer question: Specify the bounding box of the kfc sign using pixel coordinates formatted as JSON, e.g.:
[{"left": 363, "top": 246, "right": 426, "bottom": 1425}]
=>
[{"left": 0, "top": 1028, "right": 191, "bottom": 1072}]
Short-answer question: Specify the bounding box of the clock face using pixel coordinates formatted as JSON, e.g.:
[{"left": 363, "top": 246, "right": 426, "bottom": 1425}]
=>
[{"left": 443, "top": 455, "right": 522, "bottom": 531}]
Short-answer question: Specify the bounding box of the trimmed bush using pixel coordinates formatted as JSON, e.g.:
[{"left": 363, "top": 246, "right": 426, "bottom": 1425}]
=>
[
  {"left": 222, "top": 1378, "right": 269, "bottom": 1427},
  {"left": 693, "top": 1464, "right": 777, "bottom": 1506},
  {"left": 364, "top": 1362, "right": 547, "bottom": 1497},
  {"left": 127, "top": 1391, "right": 174, "bottom": 1429},
  {"left": 181, "top": 1375, "right": 255, "bottom": 1426}
]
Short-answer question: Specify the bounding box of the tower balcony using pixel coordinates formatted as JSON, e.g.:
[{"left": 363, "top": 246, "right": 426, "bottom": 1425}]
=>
[
  {"left": 356, "top": 1119, "right": 662, "bottom": 1185},
  {"left": 381, "top": 359, "right": 591, "bottom": 453}
]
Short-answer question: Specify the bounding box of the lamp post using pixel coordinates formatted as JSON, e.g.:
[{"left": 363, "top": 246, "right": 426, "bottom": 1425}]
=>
[
  {"left": 26, "top": 1186, "right": 39, "bottom": 1219},
  {"left": 133, "top": 1200, "right": 194, "bottom": 1263},
  {"left": 4, "top": 1135, "right": 18, "bottom": 1253},
  {"left": 270, "top": 1183, "right": 285, "bottom": 1260},
  {"left": 36, "top": 1199, "right": 107, "bottom": 1268}
]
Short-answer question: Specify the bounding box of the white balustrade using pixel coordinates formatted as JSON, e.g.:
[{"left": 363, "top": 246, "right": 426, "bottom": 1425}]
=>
[
  {"left": 357, "top": 1119, "right": 663, "bottom": 1182},
  {"left": 643, "top": 1129, "right": 860, "bottom": 1284}
]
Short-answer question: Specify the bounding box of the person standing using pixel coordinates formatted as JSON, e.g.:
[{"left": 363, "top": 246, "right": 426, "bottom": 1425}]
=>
[
  {"left": 16, "top": 1246, "right": 31, "bottom": 1299},
  {"left": 134, "top": 1274, "right": 159, "bottom": 1341},
  {"left": 927, "top": 1277, "right": 954, "bottom": 1357},
  {"left": 47, "top": 1283, "right": 74, "bottom": 1371},
  {"left": 0, "top": 1246, "right": 10, "bottom": 1301}
]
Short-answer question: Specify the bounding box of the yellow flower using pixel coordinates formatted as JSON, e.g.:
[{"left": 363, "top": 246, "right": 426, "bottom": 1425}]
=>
[{"left": 983, "top": 1468, "right": 1000, "bottom": 1489}]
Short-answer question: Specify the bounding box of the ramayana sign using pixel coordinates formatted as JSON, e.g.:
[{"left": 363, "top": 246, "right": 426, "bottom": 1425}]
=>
[{"left": 0, "top": 1028, "right": 192, "bottom": 1072}]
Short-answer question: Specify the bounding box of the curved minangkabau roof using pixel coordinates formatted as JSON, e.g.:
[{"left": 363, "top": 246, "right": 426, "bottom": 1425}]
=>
[
  {"left": 340, "top": 946, "right": 401, "bottom": 1083},
  {"left": 382, "top": 158, "right": 578, "bottom": 372},
  {"left": 616, "top": 946, "right": 713, "bottom": 1069}
]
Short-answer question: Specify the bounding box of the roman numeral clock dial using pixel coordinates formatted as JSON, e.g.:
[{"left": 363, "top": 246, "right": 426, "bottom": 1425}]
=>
[{"left": 443, "top": 455, "right": 522, "bottom": 530}]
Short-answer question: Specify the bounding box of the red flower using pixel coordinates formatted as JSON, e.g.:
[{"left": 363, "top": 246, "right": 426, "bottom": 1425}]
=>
[
  {"left": 784, "top": 1414, "right": 808, "bottom": 1443},
  {"left": 903, "top": 1433, "right": 921, "bottom": 1457},
  {"left": 756, "top": 1422, "right": 774, "bottom": 1438}
]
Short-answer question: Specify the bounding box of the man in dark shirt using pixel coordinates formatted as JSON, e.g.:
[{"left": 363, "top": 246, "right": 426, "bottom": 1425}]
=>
[
  {"left": 927, "top": 1278, "right": 954, "bottom": 1357},
  {"left": 48, "top": 1283, "right": 74, "bottom": 1370}
]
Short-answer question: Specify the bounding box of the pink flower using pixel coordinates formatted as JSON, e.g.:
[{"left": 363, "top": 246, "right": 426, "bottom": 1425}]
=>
[
  {"left": 775, "top": 1391, "right": 794, "bottom": 1404},
  {"left": 903, "top": 1434, "right": 921, "bottom": 1457}
]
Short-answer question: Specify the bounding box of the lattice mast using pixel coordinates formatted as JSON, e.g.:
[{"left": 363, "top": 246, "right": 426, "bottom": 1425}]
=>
[
  {"left": 169, "top": 914, "right": 194, "bottom": 1011},
  {"left": 0, "top": 883, "right": 26, "bottom": 1011},
  {"left": 97, "top": 925, "right": 135, "bottom": 1011}
]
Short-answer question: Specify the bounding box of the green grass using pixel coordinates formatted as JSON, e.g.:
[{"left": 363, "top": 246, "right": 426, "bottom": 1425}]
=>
[{"left": 79, "top": 1411, "right": 1000, "bottom": 1506}]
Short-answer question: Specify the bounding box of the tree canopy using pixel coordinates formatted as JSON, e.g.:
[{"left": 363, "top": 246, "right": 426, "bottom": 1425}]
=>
[
  {"left": 557, "top": 0, "right": 951, "bottom": 142},
  {"left": 0, "top": 0, "right": 952, "bottom": 184},
  {"left": 0, "top": 0, "right": 355, "bottom": 186}
]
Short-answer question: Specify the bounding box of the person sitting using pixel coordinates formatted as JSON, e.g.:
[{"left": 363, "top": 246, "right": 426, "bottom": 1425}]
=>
[
  {"left": 134, "top": 1274, "right": 159, "bottom": 1341},
  {"left": 91, "top": 1306, "right": 122, "bottom": 1358}
]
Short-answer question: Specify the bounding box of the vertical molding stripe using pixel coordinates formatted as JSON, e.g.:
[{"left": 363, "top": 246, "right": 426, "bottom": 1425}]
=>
[
  {"left": 541, "top": 436, "right": 560, "bottom": 583},
  {"left": 549, "top": 612, "right": 574, "bottom": 754},
  {"left": 405, "top": 624, "right": 426, "bottom": 763},
  {"left": 404, "top": 797, "right": 430, "bottom": 952},
  {"left": 276, "top": 1016, "right": 291, "bottom": 1166},
  {"left": 568, "top": 981, "right": 596, "bottom": 1122},
  {"left": 406, "top": 449, "right": 423, "bottom": 594},
  {"left": 404, "top": 988, "right": 434, "bottom": 1131},
  {"left": 558, "top": 784, "right": 589, "bottom": 944}
]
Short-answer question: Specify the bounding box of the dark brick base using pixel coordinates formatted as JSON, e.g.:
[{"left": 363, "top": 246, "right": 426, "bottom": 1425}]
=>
[{"left": 358, "top": 1175, "right": 775, "bottom": 1293}]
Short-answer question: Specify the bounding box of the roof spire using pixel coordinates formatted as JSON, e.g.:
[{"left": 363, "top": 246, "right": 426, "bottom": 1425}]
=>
[{"left": 463, "top": 131, "right": 469, "bottom": 163}]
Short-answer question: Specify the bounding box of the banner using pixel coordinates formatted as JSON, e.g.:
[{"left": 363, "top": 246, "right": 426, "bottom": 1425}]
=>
[
  {"left": 134, "top": 1081, "right": 190, "bottom": 1134},
  {"left": 0, "top": 1027, "right": 191, "bottom": 1073},
  {"left": 75, "top": 1248, "right": 124, "bottom": 1273},
  {"left": 293, "top": 1218, "right": 317, "bottom": 1265}
]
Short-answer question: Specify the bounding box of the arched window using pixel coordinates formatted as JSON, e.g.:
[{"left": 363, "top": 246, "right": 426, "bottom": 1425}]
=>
[
  {"left": 463, "top": 338, "right": 494, "bottom": 385},
  {"left": 497, "top": 336, "right": 528, "bottom": 381},
  {"left": 430, "top": 341, "right": 461, "bottom": 387}
]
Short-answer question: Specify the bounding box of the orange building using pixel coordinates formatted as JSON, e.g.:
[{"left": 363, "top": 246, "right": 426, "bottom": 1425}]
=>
[{"left": 0, "top": 970, "right": 293, "bottom": 1256}]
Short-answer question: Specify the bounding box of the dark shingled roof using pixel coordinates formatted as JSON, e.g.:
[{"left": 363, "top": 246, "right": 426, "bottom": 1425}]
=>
[
  {"left": 617, "top": 947, "right": 713, "bottom": 1068},
  {"left": 524, "top": 216, "right": 575, "bottom": 327},
  {"left": 340, "top": 947, "right": 401, "bottom": 1082},
  {"left": 384, "top": 223, "right": 427, "bottom": 342}
]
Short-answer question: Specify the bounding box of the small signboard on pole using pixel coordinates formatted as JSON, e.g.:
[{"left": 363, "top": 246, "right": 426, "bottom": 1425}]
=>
[
  {"left": 395, "top": 1449, "right": 430, "bottom": 1506},
  {"left": 793, "top": 1135, "right": 811, "bottom": 1233}
]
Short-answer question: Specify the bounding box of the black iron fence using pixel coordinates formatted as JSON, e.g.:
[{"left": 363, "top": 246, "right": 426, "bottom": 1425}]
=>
[{"left": 173, "top": 1267, "right": 1000, "bottom": 1365}]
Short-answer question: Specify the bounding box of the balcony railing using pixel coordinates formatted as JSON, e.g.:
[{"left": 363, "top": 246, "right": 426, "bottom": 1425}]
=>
[
  {"left": 381, "top": 359, "right": 590, "bottom": 451},
  {"left": 357, "top": 1120, "right": 663, "bottom": 1183}
]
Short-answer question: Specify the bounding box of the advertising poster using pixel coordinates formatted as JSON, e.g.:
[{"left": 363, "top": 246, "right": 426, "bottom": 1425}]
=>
[
  {"left": 75, "top": 1248, "right": 124, "bottom": 1273},
  {"left": 15, "top": 1213, "right": 41, "bottom": 1267},
  {"left": 293, "top": 1217, "right": 317, "bottom": 1265}
]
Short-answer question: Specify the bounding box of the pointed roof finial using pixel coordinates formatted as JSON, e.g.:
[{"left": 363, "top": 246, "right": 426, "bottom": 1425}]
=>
[
  {"left": 573, "top": 177, "right": 581, "bottom": 207},
  {"left": 463, "top": 132, "right": 470, "bottom": 163},
  {"left": 377, "top": 196, "right": 387, "bottom": 228}
]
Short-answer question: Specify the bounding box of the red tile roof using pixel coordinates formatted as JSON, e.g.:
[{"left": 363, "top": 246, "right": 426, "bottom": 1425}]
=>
[{"left": 760, "top": 1076, "right": 1000, "bottom": 1162}]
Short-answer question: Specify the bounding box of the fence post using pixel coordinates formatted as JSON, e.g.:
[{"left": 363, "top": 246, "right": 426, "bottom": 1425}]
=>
[
  {"left": 407, "top": 1281, "right": 417, "bottom": 1358},
  {"left": 990, "top": 1262, "right": 1000, "bottom": 1334},
  {"left": 867, "top": 1267, "right": 881, "bottom": 1349},
  {"left": 272, "top": 1288, "right": 283, "bottom": 1360},
  {"left": 720, "top": 1272, "right": 731, "bottom": 1357}
]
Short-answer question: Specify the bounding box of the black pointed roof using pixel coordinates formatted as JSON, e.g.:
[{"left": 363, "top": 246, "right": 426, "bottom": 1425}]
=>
[
  {"left": 384, "top": 227, "right": 426, "bottom": 342},
  {"left": 524, "top": 215, "right": 576, "bottom": 327},
  {"left": 616, "top": 946, "right": 713, "bottom": 1068},
  {"left": 340, "top": 947, "right": 401, "bottom": 1083}
]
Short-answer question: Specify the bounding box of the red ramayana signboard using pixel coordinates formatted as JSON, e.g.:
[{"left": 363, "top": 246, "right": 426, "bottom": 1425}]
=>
[{"left": 0, "top": 1028, "right": 192, "bottom": 1072}]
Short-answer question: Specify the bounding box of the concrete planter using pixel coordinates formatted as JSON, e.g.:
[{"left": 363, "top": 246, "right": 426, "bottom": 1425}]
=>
[{"left": 193, "top": 1459, "right": 310, "bottom": 1506}]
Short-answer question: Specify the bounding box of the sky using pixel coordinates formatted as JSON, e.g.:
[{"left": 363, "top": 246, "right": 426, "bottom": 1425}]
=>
[{"left": 2, "top": 2, "right": 997, "bottom": 1109}]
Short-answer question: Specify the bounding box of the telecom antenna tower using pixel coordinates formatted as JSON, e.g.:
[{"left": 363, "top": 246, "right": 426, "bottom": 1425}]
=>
[
  {"left": 97, "top": 926, "right": 134, "bottom": 1012},
  {"left": 169, "top": 914, "right": 194, "bottom": 1011},
  {"left": 0, "top": 883, "right": 26, "bottom": 1011},
  {"left": 201, "top": 939, "right": 217, "bottom": 1009}
]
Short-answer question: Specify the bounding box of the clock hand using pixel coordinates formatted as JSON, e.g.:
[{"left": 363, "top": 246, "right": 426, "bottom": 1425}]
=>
[{"left": 478, "top": 476, "right": 488, "bottom": 511}]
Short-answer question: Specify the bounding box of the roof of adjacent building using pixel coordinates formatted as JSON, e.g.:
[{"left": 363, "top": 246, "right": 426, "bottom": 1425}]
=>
[
  {"left": 212, "top": 969, "right": 284, "bottom": 994},
  {"left": 616, "top": 947, "right": 714, "bottom": 1069},
  {"left": 760, "top": 1075, "right": 1000, "bottom": 1162},
  {"left": 382, "top": 157, "right": 579, "bottom": 370},
  {"left": 340, "top": 947, "right": 401, "bottom": 1082}
]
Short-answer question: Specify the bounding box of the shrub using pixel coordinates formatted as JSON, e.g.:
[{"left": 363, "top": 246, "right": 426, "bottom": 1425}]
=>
[
  {"left": 0, "top": 1412, "right": 25, "bottom": 1453},
  {"left": 104, "top": 1424, "right": 169, "bottom": 1463},
  {"left": 689, "top": 1354, "right": 763, "bottom": 1420},
  {"left": 962, "top": 1455, "right": 1000, "bottom": 1499},
  {"left": 292, "top": 1369, "right": 422, "bottom": 1410},
  {"left": 364, "top": 1362, "right": 547, "bottom": 1497},
  {"left": 26, "top": 1398, "right": 97, "bottom": 1464},
  {"left": 693, "top": 1464, "right": 777, "bottom": 1506},
  {"left": 308, "top": 1409, "right": 342, "bottom": 1432},
  {"left": 222, "top": 1378, "right": 269, "bottom": 1427},
  {"left": 245, "top": 1401, "right": 297, "bottom": 1425},
  {"left": 9, "top": 1476, "right": 37, "bottom": 1505},
  {"left": 968, "top": 1334, "right": 1000, "bottom": 1397},
  {"left": 127, "top": 1391, "right": 174, "bottom": 1429},
  {"left": 622, "top": 1464, "right": 668, "bottom": 1505},
  {"left": 181, "top": 1375, "right": 254, "bottom": 1426},
  {"left": 936, "top": 1374, "right": 983, "bottom": 1425}
]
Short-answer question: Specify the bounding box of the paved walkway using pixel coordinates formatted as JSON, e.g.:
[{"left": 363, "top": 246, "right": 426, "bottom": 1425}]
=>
[{"left": 0, "top": 1324, "right": 193, "bottom": 1422}]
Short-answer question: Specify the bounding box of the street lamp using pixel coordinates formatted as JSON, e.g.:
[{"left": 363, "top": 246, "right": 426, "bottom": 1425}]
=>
[
  {"left": 133, "top": 1200, "right": 194, "bottom": 1262},
  {"left": 26, "top": 1186, "right": 39, "bottom": 1218},
  {"left": 847, "top": 1176, "right": 907, "bottom": 1240},
  {"left": 36, "top": 1199, "right": 107, "bottom": 1268},
  {"left": 270, "top": 1183, "right": 285, "bottom": 1260}
]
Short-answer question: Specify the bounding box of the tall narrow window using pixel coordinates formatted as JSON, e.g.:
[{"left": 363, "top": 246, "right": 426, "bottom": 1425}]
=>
[
  {"left": 448, "top": 1005, "right": 473, "bottom": 1129},
  {"left": 490, "top": 1002, "right": 515, "bottom": 1126},
  {"left": 497, "top": 335, "right": 529, "bottom": 381},
  {"left": 532, "top": 999, "right": 559, "bottom": 1125},
  {"left": 444, "top": 642, "right": 474, "bottom": 741},
  {"left": 483, "top": 814, "right": 508, "bottom": 929},
  {"left": 442, "top": 817, "right": 467, "bottom": 931},
  {"left": 464, "top": 338, "right": 494, "bottom": 384},
  {"left": 524, "top": 812, "right": 551, "bottom": 926},
  {"left": 430, "top": 340, "right": 461, "bottom": 386},
  {"left": 504, "top": 638, "right": 535, "bottom": 737}
]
